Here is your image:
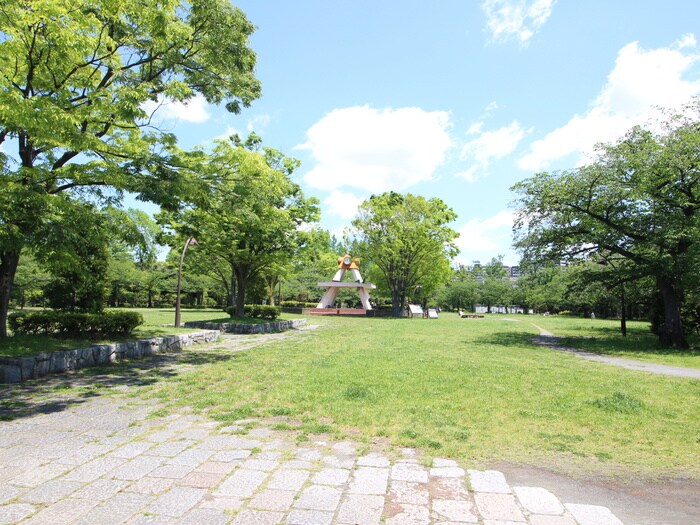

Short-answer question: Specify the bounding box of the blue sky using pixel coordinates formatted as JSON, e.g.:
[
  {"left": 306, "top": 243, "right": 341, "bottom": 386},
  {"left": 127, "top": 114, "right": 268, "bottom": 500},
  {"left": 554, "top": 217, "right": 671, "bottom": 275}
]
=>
[{"left": 145, "top": 0, "right": 700, "bottom": 265}]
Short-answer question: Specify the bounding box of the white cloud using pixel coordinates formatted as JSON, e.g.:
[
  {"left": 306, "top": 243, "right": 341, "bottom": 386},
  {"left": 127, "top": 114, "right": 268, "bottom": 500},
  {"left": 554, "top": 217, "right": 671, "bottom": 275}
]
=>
[
  {"left": 141, "top": 95, "right": 211, "bottom": 123},
  {"left": 519, "top": 37, "right": 700, "bottom": 172},
  {"left": 455, "top": 210, "right": 518, "bottom": 265},
  {"left": 482, "top": 0, "right": 556, "bottom": 45},
  {"left": 323, "top": 190, "right": 366, "bottom": 220},
  {"left": 299, "top": 106, "right": 452, "bottom": 193},
  {"left": 459, "top": 121, "right": 526, "bottom": 181},
  {"left": 247, "top": 114, "right": 271, "bottom": 133},
  {"left": 213, "top": 126, "right": 243, "bottom": 142}
]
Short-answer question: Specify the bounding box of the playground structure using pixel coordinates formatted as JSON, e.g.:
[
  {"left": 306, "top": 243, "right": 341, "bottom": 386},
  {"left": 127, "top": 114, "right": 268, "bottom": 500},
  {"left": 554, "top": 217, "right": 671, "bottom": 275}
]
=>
[{"left": 310, "top": 254, "right": 376, "bottom": 315}]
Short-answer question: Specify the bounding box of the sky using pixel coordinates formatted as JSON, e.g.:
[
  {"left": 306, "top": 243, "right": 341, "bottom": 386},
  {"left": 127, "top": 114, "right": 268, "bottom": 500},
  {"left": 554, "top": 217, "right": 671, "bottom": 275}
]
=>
[{"left": 144, "top": 0, "right": 700, "bottom": 266}]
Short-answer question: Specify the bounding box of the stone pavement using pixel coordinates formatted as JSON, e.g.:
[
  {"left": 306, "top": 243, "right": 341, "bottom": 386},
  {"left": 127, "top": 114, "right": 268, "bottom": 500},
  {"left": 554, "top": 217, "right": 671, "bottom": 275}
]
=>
[{"left": 0, "top": 395, "right": 626, "bottom": 525}]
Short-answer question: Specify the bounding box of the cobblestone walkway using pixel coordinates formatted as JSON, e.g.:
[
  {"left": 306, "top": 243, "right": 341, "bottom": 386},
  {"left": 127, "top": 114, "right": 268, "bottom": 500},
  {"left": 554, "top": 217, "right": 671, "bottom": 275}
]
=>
[{"left": 0, "top": 394, "right": 626, "bottom": 525}]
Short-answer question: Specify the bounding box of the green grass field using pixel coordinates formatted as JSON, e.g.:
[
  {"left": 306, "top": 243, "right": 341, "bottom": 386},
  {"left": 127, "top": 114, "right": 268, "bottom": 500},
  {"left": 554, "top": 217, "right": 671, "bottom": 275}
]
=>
[
  {"left": 130, "top": 313, "right": 700, "bottom": 480},
  {"left": 3, "top": 310, "right": 700, "bottom": 480}
]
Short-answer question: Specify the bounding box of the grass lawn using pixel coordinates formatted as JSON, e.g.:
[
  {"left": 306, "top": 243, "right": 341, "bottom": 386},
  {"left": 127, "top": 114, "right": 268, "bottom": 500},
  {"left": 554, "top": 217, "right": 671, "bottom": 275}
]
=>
[
  {"left": 0, "top": 308, "right": 279, "bottom": 358},
  {"left": 134, "top": 314, "right": 700, "bottom": 480},
  {"left": 531, "top": 316, "right": 700, "bottom": 369}
]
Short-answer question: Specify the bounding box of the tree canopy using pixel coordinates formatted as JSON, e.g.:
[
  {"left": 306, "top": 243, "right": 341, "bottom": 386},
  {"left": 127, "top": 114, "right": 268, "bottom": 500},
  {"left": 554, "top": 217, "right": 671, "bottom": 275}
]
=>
[
  {"left": 512, "top": 103, "right": 700, "bottom": 347},
  {"left": 351, "top": 192, "right": 458, "bottom": 317},
  {"left": 160, "top": 135, "right": 320, "bottom": 317},
  {"left": 0, "top": 0, "right": 261, "bottom": 336}
]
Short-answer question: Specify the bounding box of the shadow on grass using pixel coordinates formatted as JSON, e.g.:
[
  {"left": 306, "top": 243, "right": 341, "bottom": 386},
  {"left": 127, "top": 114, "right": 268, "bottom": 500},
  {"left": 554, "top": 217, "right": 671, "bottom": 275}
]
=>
[
  {"left": 0, "top": 348, "right": 242, "bottom": 422},
  {"left": 557, "top": 335, "right": 700, "bottom": 359},
  {"left": 472, "top": 331, "right": 541, "bottom": 349}
]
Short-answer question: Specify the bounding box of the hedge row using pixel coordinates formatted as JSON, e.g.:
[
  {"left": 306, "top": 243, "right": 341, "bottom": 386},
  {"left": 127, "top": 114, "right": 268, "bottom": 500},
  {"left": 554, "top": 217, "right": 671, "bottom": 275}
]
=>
[
  {"left": 280, "top": 301, "right": 318, "bottom": 308},
  {"left": 224, "top": 305, "right": 280, "bottom": 320},
  {"left": 8, "top": 310, "right": 143, "bottom": 337}
]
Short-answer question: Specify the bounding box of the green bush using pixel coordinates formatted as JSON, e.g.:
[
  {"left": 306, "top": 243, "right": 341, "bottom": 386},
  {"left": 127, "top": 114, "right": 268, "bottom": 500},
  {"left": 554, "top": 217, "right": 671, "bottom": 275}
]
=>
[
  {"left": 225, "top": 305, "right": 280, "bottom": 320},
  {"left": 8, "top": 310, "right": 143, "bottom": 337},
  {"left": 281, "top": 300, "right": 317, "bottom": 308}
]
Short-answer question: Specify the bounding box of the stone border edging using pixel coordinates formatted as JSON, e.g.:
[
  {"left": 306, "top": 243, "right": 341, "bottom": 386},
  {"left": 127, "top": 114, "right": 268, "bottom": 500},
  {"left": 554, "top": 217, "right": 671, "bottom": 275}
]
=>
[
  {"left": 184, "top": 318, "right": 307, "bottom": 334},
  {"left": 0, "top": 330, "right": 219, "bottom": 384}
]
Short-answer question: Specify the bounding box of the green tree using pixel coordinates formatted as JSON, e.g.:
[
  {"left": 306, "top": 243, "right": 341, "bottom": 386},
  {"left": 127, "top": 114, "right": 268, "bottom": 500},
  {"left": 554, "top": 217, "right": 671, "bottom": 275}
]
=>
[
  {"left": 512, "top": 104, "right": 700, "bottom": 347},
  {"left": 0, "top": 0, "right": 260, "bottom": 336},
  {"left": 477, "top": 257, "right": 512, "bottom": 313},
  {"left": 162, "top": 135, "right": 320, "bottom": 317},
  {"left": 351, "top": 192, "right": 458, "bottom": 317}
]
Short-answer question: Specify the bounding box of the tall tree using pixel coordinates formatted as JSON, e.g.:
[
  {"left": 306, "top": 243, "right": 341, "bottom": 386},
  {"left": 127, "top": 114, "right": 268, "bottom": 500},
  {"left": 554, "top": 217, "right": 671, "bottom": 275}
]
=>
[
  {"left": 512, "top": 104, "right": 700, "bottom": 347},
  {"left": 0, "top": 0, "right": 260, "bottom": 336},
  {"left": 162, "top": 135, "right": 320, "bottom": 317},
  {"left": 351, "top": 192, "right": 458, "bottom": 317}
]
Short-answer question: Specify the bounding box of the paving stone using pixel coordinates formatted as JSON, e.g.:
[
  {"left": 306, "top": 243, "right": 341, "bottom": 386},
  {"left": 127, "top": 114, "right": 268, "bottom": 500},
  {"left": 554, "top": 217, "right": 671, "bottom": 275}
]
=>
[
  {"left": 389, "top": 480, "right": 430, "bottom": 505},
  {"left": 110, "top": 455, "right": 164, "bottom": 480},
  {"left": 145, "top": 430, "right": 178, "bottom": 443},
  {"left": 285, "top": 509, "right": 333, "bottom": 525},
  {"left": 108, "top": 441, "right": 154, "bottom": 459},
  {"left": 513, "top": 486, "right": 564, "bottom": 515},
  {"left": 211, "top": 449, "right": 251, "bottom": 462},
  {"left": 62, "top": 456, "right": 127, "bottom": 483},
  {"left": 0, "top": 485, "right": 22, "bottom": 505},
  {"left": 166, "top": 448, "right": 215, "bottom": 467},
  {"left": 11, "top": 462, "right": 72, "bottom": 486},
  {"left": 0, "top": 503, "right": 36, "bottom": 524},
  {"left": 433, "top": 458, "right": 459, "bottom": 468},
  {"left": 357, "top": 452, "right": 390, "bottom": 467},
  {"left": 474, "top": 493, "right": 526, "bottom": 522},
  {"left": 349, "top": 466, "right": 389, "bottom": 494},
  {"left": 565, "top": 503, "right": 625, "bottom": 525},
  {"left": 149, "top": 463, "right": 194, "bottom": 479},
  {"left": 336, "top": 494, "right": 385, "bottom": 524},
  {"left": 312, "top": 467, "right": 350, "bottom": 486},
  {"left": 19, "top": 496, "right": 96, "bottom": 525},
  {"left": 384, "top": 502, "right": 431, "bottom": 525},
  {"left": 267, "top": 468, "right": 310, "bottom": 491},
  {"left": 73, "top": 491, "right": 153, "bottom": 525},
  {"left": 127, "top": 513, "right": 179, "bottom": 524},
  {"left": 147, "top": 439, "right": 197, "bottom": 457},
  {"left": 430, "top": 466, "right": 466, "bottom": 478},
  {"left": 295, "top": 448, "right": 322, "bottom": 461},
  {"left": 249, "top": 489, "right": 296, "bottom": 512},
  {"left": 527, "top": 515, "right": 578, "bottom": 525},
  {"left": 241, "top": 458, "right": 279, "bottom": 471},
  {"left": 322, "top": 454, "right": 355, "bottom": 469},
  {"left": 195, "top": 461, "right": 239, "bottom": 475},
  {"left": 217, "top": 469, "right": 269, "bottom": 497},
  {"left": 144, "top": 486, "right": 207, "bottom": 517},
  {"left": 179, "top": 507, "right": 231, "bottom": 525},
  {"left": 432, "top": 499, "right": 479, "bottom": 523},
  {"left": 198, "top": 495, "right": 244, "bottom": 511},
  {"left": 71, "top": 478, "right": 131, "bottom": 501},
  {"left": 232, "top": 509, "right": 284, "bottom": 525},
  {"left": 177, "top": 470, "right": 226, "bottom": 488},
  {"left": 391, "top": 462, "right": 429, "bottom": 483},
  {"left": 294, "top": 485, "right": 342, "bottom": 511},
  {"left": 126, "top": 476, "right": 176, "bottom": 495},
  {"left": 18, "top": 479, "right": 82, "bottom": 504},
  {"left": 468, "top": 470, "right": 512, "bottom": 494},
  {"left": 57, "top": 444, "right": 113, "bottom": 465},
  {"left": 430, "top": 477, "right": 471, "bottom": 500}
]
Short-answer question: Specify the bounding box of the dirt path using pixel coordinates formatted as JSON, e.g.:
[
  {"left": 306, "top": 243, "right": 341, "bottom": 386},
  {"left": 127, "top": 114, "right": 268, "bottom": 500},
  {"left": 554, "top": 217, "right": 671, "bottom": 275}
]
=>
[{"left": 531, "top": 324, "right": 700, "bottom": 379}]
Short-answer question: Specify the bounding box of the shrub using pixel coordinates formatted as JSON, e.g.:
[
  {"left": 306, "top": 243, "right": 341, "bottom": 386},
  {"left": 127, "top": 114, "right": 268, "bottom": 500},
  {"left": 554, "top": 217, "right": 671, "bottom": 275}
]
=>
[
  {"left": 8, "top": 310, "right": 143, "bottom": 337},
  {"left": 225, "top": 305, "right": 280, "bottom": 320}
]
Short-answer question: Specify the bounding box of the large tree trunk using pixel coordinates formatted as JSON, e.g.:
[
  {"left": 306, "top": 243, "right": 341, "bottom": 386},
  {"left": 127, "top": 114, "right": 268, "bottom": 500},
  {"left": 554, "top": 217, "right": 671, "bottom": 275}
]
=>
[
  {"left": 0, "top": 249, "right": 22, "bottom": 338},
  {"left": 657, "top": 278, "right": 687, "bottom": 348},
  {"left": 234, "top": 267, "right": 249, "bottom": 317},
  {"left": 391, "top": 287, "right": 404, "bottom": 318}
]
